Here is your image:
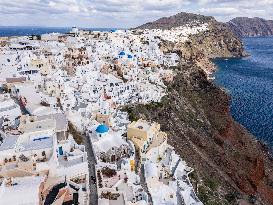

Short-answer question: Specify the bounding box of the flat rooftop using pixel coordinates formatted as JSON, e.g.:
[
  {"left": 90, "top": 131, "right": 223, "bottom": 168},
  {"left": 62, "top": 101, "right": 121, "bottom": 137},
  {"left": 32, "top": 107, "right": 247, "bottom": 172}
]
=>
[
  {"left": 146, "top": 132, "right": 167, "bottom": 152},
  {"left": 17, "top": 135, "right": 53, "bottom": 152},
  {"left": 21, "top": 118, "right": 55, "bottom": 133},
  {"left": 131, "top": 120, "right": 152, "bottom": 131},
  {"left": 16, "top": 83, "right": 41, "bottom": 104},
  {"left": 0, "top": 175, "right": 45, "bottom": 205},
  {"left": 0, "top": 135, "right": 18, "bottom": 151},
  {"left": 37, "top": 113, "right": 67, "bottom": 132}
]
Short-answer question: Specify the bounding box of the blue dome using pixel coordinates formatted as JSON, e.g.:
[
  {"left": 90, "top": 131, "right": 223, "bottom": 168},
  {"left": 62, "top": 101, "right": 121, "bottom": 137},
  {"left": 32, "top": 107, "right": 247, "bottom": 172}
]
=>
[
  {"left": 119, "top": 51, "right": 125, "bottom": 56},
  {"left": 127, "top": 54, "right": 133, "bottom": 59},
  {"left": 95, "top": 124, "right": 109, "bottom": 134}
]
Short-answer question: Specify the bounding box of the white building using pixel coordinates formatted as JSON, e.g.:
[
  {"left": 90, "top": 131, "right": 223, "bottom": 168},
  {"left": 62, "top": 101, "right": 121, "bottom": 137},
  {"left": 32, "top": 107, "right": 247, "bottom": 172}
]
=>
[{"left": 0, "top": 93, "right": 21, "bottom": 128}]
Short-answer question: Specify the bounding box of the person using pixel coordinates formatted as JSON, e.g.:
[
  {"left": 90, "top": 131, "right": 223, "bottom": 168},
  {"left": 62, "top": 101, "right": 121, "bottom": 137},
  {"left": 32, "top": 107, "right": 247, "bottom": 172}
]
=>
[{"left": 91, "top": 176, "right": 96, "bottom": 184}]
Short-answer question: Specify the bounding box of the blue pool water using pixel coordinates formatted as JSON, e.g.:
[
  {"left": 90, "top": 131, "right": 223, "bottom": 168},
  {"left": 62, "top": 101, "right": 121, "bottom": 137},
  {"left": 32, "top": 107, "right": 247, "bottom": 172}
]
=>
[{"left": 214, "top": 37, "right": 273, "bottom": 148}]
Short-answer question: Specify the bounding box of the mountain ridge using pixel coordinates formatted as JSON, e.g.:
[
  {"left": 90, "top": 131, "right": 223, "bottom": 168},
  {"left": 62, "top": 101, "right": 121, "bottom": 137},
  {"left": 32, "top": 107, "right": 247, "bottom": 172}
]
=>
[
  {"left": 135, "top": 12, "right": 215, "bottom": 30},
  {"left": 227, "top": 17, "right": 273, "bottom": 37}
]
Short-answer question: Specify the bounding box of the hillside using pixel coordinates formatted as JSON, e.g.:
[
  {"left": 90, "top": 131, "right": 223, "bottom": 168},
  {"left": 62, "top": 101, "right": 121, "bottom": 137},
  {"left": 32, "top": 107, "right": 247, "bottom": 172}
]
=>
[
  {"left": 227, "top": 17, "right": 273, "bottom": 37},
  {"left": 135, "top": 12, "right": 215, "bottom": 30},
  {"left": 131, "top": 12, "right": 273, "bottom": 205}
]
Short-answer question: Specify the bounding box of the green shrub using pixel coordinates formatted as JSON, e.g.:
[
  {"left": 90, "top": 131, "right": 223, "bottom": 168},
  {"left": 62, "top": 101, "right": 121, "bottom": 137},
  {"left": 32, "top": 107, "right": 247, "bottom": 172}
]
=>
[
  {"left": 225, "top": 191, "right": 239, "bottom": 204},
  {"left": 205, "top": 178, "right": 219, "bottom": 191}
]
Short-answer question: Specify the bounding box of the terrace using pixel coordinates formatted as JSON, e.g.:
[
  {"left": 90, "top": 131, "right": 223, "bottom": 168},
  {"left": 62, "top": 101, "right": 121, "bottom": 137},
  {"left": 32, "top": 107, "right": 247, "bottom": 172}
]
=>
[
  {"left": 145, "top": 131, "right": 167, "bottom": 153},
  {"left": 17, "top": 135, "right": 53, "bottom": 152},
  {"left": 97, "top": 167, "right": 127, "bottom": 189},
  {"left": 99, "top": 192, "right": 125, "bottom": 205},
  {"left": 58, "top": 154, "right": 86, "bottom": 168}
]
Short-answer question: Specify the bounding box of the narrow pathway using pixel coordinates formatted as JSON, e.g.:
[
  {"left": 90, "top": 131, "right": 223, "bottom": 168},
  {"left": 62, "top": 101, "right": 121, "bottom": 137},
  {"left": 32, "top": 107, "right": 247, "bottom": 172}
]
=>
[
  {"left": 171, "top": 159, "right": 181, "bottom": 176},
  {"left": 139, "top": 164, "right": 153, "bottom": 204},
  {"left": 83, "top": 133, "right": 98, "bottom": 205}
]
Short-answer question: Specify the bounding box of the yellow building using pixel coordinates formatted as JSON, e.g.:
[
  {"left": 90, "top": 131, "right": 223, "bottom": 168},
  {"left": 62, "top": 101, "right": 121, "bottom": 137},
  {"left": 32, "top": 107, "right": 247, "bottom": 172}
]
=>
[
  {"left": 127, "top": 119, "right": 167, "bottom": 163},
  {"left": 127, "top": 119, "right": 160, "bottom": 142}
]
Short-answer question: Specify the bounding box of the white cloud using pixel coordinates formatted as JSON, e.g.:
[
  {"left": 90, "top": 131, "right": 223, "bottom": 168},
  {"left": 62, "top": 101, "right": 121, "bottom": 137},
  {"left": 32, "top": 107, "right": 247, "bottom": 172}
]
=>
[
  {"left": 0, "top": 0, "right": 272, "bottom": 27},
  {"left": 199, "top": 7, "right": 239, "bottom": 16}
]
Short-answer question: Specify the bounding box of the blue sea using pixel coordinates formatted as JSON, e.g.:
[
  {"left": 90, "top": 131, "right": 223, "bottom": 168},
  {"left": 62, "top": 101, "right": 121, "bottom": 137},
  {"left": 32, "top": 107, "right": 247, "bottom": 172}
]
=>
[
  {"left": 214, "top": 37, "right": 273, "bottom": 148},
  {"left": 0, "top": 26, "right": 117, "bottom": 37}
]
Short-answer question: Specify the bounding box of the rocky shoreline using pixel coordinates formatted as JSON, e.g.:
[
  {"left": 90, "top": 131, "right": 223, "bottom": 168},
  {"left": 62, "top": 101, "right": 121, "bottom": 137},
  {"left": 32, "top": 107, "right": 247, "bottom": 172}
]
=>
[{"left": 130, "top": 12, "right": 273, "bottom": 205}]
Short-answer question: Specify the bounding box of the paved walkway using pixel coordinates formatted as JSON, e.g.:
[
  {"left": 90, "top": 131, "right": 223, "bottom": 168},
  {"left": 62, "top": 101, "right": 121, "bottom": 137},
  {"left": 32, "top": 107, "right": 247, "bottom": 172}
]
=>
[
  {"left": 139, "top": 164, "right": 153, "bottom": 204},
  {"left": 83, "top": 133, "right": 98, "bottom": 205}
]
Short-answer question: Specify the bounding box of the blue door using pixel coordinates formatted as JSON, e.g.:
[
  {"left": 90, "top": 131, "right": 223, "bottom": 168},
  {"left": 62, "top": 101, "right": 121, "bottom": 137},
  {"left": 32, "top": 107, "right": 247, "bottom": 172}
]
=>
[{"left": 59, "top": 146, "right": 63, "bottom": 155}]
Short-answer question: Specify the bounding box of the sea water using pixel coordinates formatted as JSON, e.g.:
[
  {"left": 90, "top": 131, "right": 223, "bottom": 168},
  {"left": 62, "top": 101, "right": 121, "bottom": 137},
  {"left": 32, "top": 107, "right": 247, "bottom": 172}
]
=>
[
  {"left": 214, "top": 37, "right": 273, "bottom": 148},
  {"left": 0, "top": 26, "right": 117, "bottom": 37}
]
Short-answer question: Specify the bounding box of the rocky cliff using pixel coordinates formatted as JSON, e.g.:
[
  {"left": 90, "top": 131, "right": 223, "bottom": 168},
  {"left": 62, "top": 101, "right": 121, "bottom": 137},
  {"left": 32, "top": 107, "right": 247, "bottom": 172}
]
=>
[
  {"left": 136, "top": 12, "right": 247, "bottom": 74},
  {"left": 174, "top": 20, "right": 247, "bottom": 74},
  {"left": 227, "top": 17, "right": 273, "bottom": 37},
  {"left": 129, "top": 12, "right": 273, "bottom": 205},
  {"left": 136, "top": 12, "right": 214, "bottom": 30}
]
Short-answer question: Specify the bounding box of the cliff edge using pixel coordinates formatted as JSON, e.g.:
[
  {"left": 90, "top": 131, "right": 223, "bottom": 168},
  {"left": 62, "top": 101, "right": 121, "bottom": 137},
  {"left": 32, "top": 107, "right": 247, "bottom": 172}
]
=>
[
  {"left": 227, "top": 17, "right": 273, "bottom": 37},
  {"left": 129, "top": 12, "right": 273, "bottom": 205}
]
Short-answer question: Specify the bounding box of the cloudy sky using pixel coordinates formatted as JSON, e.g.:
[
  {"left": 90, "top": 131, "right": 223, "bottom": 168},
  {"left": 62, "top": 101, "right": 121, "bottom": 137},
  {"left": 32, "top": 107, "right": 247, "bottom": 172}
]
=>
[{"left": 0, "top": 0, "right": 272, "bottom": 28}]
